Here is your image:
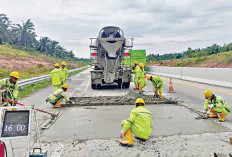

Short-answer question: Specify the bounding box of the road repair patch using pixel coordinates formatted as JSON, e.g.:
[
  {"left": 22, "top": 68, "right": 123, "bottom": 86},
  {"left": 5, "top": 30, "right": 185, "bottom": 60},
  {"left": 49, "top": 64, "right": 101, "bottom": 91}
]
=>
[{"left": 41, "top": 104, "right": 231, "bottom": 143}]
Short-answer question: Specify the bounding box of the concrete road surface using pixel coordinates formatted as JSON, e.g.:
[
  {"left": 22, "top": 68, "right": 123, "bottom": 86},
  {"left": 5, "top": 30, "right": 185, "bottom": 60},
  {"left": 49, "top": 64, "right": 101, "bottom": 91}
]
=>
[{"left": 6, "top": 68, "right": 232, "bottom": 157}]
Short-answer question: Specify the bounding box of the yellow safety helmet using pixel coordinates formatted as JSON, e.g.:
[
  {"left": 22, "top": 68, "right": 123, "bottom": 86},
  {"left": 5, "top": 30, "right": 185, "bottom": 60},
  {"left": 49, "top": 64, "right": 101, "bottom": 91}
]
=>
[
  {"left": 62, "top": 83, "right": 69, "bottom": 89},
  {"left": 139, "top": 63, "right": 144, "bottom": 68},
  {"left": 204, "top": 90, "right": 213, "bottom": 99},
  {"left": 61, "top": 62, "right": 66, "bottom": 66},
  {"left": 135, "top": 98, "right": 145, "bottom": 106},
  {"left": 10, "top": 71, "right": 19, "bottom": 79},
  {"left": 54, "top": 63, "right": 60, "bottom": 67},
  {"left": 146, "top": 75, "right": 151, "bottom": 80},
  {"left": 134, "top": 61, "right": 138, "bottom": 65}
]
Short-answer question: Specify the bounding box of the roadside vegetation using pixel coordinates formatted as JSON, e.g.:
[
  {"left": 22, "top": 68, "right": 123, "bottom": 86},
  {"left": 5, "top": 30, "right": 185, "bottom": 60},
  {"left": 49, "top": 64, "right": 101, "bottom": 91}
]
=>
[
  {"left": 0, "top": 13, "right": 90, "bottom": 80},
  {"left": 148, "top": 51, "right": 232, "bottom": 68},
  {"left": 147, "top": 43, "right": 232, "bottom": 67}
]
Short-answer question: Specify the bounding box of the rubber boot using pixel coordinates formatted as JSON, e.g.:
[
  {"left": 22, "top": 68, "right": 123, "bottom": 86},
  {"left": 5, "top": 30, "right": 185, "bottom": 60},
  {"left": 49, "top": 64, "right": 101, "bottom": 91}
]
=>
[
  {"left": 53, "top": 100, "right": 62, "bottom": 108},
  {"left": 160, "top": 93, "right": 163, "bottom": 99},
  {"left": 139, "top": 84, "right": 142, "bottom": 94},
  {"left": 120, "top": 129, "right": 133, "bottom": 147},
  {"left": 208, "top": 108, "right": 218, "bottom": 118},
  {"left": 155, "top": 91, "right": 159, "bottom": 97},
  {"left": 218, "top": 113, "right": 226, "bottom": 122}
]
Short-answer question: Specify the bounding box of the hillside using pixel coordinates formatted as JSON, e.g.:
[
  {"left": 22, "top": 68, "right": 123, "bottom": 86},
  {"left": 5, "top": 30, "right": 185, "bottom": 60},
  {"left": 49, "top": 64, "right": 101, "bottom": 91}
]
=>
[
  {"left": 0, "top": 44, "right": 87, "bottom": 79},
  {"left": 147, "top": 51, "right": 232, "bottom": 68}
]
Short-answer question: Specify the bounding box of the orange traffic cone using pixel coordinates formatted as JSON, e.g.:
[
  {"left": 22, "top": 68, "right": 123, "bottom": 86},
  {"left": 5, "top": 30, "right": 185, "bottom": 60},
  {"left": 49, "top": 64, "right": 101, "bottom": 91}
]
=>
[{"left": 169, "top": 78, "right": 174, "bottom": 93}]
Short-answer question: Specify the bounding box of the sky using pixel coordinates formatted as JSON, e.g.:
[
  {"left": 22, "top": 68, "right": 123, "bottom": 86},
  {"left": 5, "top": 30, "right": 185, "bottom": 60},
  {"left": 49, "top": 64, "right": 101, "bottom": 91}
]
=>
[{"left": 1, "top": 0, "right": 232, "bottom": 58}]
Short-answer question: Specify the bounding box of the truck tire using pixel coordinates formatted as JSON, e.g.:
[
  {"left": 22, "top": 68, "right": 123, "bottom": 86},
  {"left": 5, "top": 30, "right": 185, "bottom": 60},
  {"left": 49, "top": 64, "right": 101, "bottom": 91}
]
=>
[
  {"left": 91, "top": 84, "right": 101, "bottom": 89},
  {"left": 91, "top": 84, "right": 96, "bottom": 89},
  {"left": 123, "top": 82, "right": 130, "bottom": 88}
]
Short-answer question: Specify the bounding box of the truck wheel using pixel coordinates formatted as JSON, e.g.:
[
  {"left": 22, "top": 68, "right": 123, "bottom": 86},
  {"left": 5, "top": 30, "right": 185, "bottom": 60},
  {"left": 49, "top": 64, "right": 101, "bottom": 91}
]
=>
[
  {"left": 96, "top": 84, "right": 101, "bottom": 89},
  {"left": 91, "top": 84, "right": 96, "bottom": 89},
  {"left": 123, "top": 82, "right": 130, "bottom": 88}
]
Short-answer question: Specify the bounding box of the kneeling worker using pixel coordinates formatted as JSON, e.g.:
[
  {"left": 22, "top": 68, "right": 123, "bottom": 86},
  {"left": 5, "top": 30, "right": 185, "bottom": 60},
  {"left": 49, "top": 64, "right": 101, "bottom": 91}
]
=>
[
  {"left": 203, "top": 90, "right": 230, "bottom": 122},
  {"left": 146, "top": 75, "right": 164, "bottom": 99},
  {"left": 120, "top": 98, "right": 152, "bottom": 147},
  {"left": 46, "top": 83, "right": 73, "bottom": 108}
]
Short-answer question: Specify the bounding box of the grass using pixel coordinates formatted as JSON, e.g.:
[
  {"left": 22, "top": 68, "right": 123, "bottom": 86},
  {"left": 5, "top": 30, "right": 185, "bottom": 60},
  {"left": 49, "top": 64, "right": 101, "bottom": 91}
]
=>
[
  {"left": 0, "top": 44, "right": 89, "bottom": 80},
  {"left": 18, "top": 68, "right": 87, "bottom": 99},
  {"left": 149, "top": 51, "right": 232, "bottom": 67}
]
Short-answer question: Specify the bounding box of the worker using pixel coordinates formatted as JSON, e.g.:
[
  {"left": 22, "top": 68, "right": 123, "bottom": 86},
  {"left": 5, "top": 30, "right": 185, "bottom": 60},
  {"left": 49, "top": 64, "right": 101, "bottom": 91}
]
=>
[
  {"left": 146, "top": 75, "right": 164, "bottom": 99},
  {"left": 203, "top": 90, "right": 230, "bottom": 122},
  {"left": 138, "top": 63, "right": 147, "bottom": 93},
  {"left": 46, "top": 83, "right": 73, "bottom": 108},
  {"left": 50, "top": 63, "right": 62, "bottom": 91},
  {"left": 131, "top": 61, "right": 140, "bottom": 89},
  {"left": 120, "top": 98, "right": 152, "bottom": 147},
  {"left": 60, "top": 61, "right": 69, "bottom": 84},
  {"left": 0, "top": 71, "right": 19, "bottom": 105}
]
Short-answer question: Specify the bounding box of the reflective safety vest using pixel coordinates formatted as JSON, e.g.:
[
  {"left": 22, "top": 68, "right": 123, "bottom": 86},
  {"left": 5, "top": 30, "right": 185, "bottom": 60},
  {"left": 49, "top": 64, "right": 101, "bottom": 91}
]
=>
[
  {"left": 0, "top": 78, "right": 18, "bottom": 100},
  {"left": 50, "top": 68, "right": 62, "bottom": 85},
  {"left": 46, "top": 89, "right": 69, "bottom": 105},
  {"left": 122, "top": 106, "right": 152, "bottom": 139}
]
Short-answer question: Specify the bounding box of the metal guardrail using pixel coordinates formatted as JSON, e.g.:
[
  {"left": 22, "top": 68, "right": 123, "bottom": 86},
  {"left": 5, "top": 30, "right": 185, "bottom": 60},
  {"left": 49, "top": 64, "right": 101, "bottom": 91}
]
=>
[{"left": 18, "top": 66, "right": 88, "bottom": 87}]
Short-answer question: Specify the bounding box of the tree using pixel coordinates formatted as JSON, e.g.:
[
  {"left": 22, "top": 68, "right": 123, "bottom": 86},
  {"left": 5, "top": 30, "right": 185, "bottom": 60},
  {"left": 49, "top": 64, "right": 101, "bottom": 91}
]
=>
[
  {"left": 0, "top": 14, "right": 10, "bottom": 43},
  {"left": 38, "top": 37, "right": 51, "bottom": 53},
  {"left": 49, "top": 40, "right": 59, "bottom": 54},
  {"left": 17, "top": 19, "right": 36, "bottom": 47}
]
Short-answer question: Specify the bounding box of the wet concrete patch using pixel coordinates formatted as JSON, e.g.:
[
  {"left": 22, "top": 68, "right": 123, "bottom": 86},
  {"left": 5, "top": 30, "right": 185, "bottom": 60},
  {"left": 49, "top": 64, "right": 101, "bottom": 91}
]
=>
[
  {"left": 69, "top": 91, "right": 177, "bottom": 106},
  {"left": 41, "top": 104, "right": 231, "bottom": 143}
]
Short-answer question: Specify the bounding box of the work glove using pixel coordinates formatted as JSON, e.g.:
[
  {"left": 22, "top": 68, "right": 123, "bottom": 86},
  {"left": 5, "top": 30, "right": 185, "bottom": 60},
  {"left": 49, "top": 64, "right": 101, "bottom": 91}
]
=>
[
  {"left": 208, "top": 104, "right": 214, "bottom": 109},
  {"left": 156, "top": 85, "right": 159, "bottom": 88},
  {"left": 120, "top": 130, "right": 124, "bottom": 139},
  {"left": 68, "top": 100, "right": 73, "bottom": 104}
]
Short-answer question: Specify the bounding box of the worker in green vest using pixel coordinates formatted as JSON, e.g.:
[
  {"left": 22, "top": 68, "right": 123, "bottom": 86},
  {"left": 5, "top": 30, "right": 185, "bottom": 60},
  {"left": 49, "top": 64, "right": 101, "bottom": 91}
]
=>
[
  {"left": 203, "top": 90, "right": 230, "bottom": 122},
  {"left": 146, "top": 75, "right": 164, "bottom": 99},
  {"left": 60, "top": 61, "right": 69, "bottom": 84},
  {"left": 138, "top": 63, "right": 147, "bottom": 93},
  {"left": 50, "top": 63, "right": 62, "bottom": 91},
  {"left": 120, "top": 98, "right": 152, "bottom": 147},
  {"left": 131, "top": 61, "right": 140, "bottom": 90},
  {"left": 0, "top": 71, "right": 19, "bottom": 105},
  {"left": 46, "top": 83, "right": 73, "bottom": 108}
]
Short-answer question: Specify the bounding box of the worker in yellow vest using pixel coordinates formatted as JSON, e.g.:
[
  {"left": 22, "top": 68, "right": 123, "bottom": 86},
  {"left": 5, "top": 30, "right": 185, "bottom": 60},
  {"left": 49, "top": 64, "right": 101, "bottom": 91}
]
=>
[
  {"left": 120, "top": 98, "right": 152, "bottom": 147},
  {"left": 0, "top": 72, "right": 19, "bottom": 106},
  {"left": 131, "top": 61, "right": 140, "bottom": 90},
  {"left": 60, "top": 61, "right": 69, "bottom": 84},
  {"left": 50, "top": 63, "right": 62, "bottom": 91},
  {"left": 46, "top": 83, "right": 73, "bottom": 108}
]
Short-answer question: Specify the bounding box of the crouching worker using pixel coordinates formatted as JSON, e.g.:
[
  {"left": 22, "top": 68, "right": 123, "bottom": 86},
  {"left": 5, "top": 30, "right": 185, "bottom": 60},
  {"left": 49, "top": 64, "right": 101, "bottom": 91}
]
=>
[
  {"left": 46, "top": 83, "right": 73, "bottom": 108},
  {"left": 203, "top": 90, "right": 230, "bottom": 122},
  {"left": 120, "top": 98, "right": 152, "bottom": 147},
  {"left": 146, "top": 75, "right": 164, "bottom": 99}
]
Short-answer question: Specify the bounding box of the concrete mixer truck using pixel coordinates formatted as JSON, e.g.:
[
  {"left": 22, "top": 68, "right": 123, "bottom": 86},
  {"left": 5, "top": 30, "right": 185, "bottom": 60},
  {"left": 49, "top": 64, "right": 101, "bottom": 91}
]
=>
[{"left": 90, "top": 26, "right": 133, "bottom": 89}]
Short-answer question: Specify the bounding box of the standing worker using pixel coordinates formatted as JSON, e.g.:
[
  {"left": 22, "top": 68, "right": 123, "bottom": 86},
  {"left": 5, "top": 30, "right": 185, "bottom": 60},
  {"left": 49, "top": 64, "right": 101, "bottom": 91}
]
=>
[
  {"left": 203, "top": 90, "right": 230, "bottom": 122},
  {"left": 120, "top": 98, "right": 152, "bottom": 147},
  {"left": 138, "top": 63, "right": 147, "bottom": 93},
  {"left": 50, "top": 63, "right": 62, "bottom": 91},
  {"left": 131, "top": 61, "right": 140, "bottom": 90},
  {"left": 146, "top": 75, "right": 164, "bottom": 99},
  {"left": 46, "top": 83, "right": 73, "bottom": 108},
  {"left": 60, "top": 61, "right": 69, "bottom": 84},
  {"left": 0, "top": 71, "right": 19, "bottom": 105}
]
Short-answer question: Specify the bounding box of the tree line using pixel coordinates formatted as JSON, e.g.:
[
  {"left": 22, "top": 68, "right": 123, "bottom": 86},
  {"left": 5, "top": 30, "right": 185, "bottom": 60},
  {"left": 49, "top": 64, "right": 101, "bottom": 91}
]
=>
[
  {"left": 0, "top": 13, "right": 89, "bottom": 61},
  {"left": 147, "top": 43, "right": 232, "bottom": 61}
]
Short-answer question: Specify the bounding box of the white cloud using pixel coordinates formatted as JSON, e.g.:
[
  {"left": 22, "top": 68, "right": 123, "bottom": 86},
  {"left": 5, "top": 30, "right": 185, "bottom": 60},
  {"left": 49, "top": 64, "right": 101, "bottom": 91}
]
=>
[{"left": 1, "top": 0, "right": 232, "bottom": 58}]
